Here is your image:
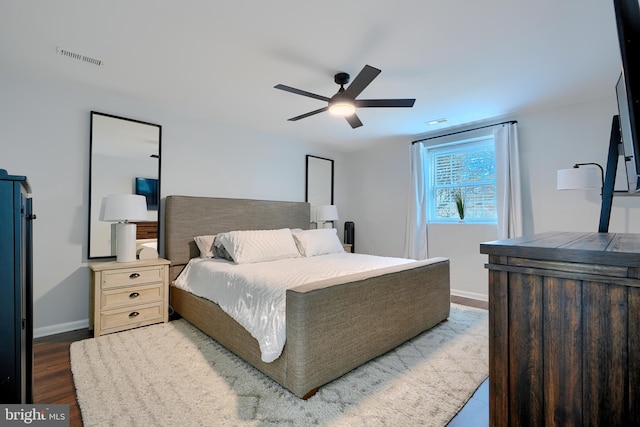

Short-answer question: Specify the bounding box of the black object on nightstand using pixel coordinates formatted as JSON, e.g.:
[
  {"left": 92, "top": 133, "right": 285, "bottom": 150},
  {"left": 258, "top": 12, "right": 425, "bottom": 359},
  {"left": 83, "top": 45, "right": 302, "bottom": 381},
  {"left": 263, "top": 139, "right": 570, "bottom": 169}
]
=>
[{"left": 344, "top": 221, "right": 354, "bottom": 253}]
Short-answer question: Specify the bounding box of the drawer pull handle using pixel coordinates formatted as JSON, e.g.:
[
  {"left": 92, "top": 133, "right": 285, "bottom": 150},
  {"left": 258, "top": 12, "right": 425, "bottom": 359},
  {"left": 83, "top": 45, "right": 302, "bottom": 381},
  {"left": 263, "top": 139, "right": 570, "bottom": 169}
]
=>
[
  {"left": 129, "top": 273, "right": 140, "bottom": 279},
  {"left": 129, "top": 311, "right": 140, "bottom": 318},
  {"left": 129, "top": 292, "right": 140, "bottom": 299}
]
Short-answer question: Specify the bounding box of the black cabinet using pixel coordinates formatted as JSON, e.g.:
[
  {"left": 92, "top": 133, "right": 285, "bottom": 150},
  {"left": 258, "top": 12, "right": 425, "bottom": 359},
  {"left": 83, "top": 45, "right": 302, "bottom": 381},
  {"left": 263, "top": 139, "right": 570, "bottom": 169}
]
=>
[{"left": 0, "top": 169, "right": 34, "bottom": 403}]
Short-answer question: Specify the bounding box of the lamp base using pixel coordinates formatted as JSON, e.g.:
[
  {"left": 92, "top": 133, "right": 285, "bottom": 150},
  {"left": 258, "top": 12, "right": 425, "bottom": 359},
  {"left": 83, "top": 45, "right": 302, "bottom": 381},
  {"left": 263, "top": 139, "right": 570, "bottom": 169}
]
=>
[{"left": 115, "top": 222, "right": 137, "bottom": 262}]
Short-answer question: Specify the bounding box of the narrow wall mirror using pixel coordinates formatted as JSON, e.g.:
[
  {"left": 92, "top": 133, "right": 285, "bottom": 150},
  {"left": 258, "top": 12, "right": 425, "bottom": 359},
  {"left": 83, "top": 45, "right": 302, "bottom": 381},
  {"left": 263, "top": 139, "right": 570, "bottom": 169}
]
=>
[
  {"left": 88, "top": 112, "right": 161, "bottom": 259},
  {"left": 305, "top": 155, "right": 334, "bottom": 221}
]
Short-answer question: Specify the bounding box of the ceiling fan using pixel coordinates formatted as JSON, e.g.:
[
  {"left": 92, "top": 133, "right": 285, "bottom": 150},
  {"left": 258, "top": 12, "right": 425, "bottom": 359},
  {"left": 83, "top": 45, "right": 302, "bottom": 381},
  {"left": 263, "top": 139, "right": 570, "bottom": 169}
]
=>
[{"left": 274, "top": 65, "right": 416, "bottom": 129}]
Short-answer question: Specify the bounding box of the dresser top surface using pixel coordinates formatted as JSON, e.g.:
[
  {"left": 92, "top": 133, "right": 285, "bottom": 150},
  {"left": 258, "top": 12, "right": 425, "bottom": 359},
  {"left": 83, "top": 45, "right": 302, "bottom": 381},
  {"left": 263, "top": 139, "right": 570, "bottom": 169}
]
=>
[
  {"left": 0, "top": 169, "right": 31, "bottom": 192},
  {"left": 480, "top": 231, "right": 640, "bottom": 266},
  {"left": 89, "top": 257, "right": 170, "bottom": 272}
]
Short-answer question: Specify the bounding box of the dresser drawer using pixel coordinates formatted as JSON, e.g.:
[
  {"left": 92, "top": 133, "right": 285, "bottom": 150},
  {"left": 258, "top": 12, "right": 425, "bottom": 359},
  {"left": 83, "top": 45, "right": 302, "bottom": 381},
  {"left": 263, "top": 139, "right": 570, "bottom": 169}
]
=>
[
  {"left": 101, "top": 265, "right": 165, "bottom": 289},
  {"left": 100, "top": 282, "right": 164, "bottom": 311},
  {"left": 100, "top": 303, "right": 164, "bottom": 334}
]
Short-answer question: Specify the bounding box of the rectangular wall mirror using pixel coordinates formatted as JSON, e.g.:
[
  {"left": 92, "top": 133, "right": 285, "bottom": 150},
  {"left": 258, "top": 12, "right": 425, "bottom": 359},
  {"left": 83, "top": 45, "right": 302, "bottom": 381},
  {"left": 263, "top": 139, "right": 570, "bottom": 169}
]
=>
[
  {"left": 88, "top": 111, "right": 161, "bottom": 259},
  {"left": 306, "top": 155, "right": 334, "bottom": 225}
]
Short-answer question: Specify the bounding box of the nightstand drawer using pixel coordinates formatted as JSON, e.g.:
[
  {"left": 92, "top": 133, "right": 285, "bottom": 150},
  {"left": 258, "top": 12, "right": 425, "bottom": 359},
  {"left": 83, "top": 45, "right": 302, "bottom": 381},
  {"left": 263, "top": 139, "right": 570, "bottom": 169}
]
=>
[
  {"left": 101, "top": 265, "right": 164, "bottom": 289},
  {"left": 100, "top": 303, "right": 164, "bottom": 333},
  {"left": 101, "top": 282, "right": 164, "bottom": 311}
]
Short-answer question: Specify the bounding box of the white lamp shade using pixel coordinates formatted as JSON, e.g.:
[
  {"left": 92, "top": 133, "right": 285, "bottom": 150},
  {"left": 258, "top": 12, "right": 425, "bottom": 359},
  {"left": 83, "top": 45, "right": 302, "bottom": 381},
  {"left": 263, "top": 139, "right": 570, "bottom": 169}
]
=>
[
  {"left": 316, "top": 205, "right": 339, "bottom": 221},
  {"left": 557, "top": 168, "right": 601, "bottom": 190},
  {"left": 100, "top": 194, "right": 148, "bottom": 222}
]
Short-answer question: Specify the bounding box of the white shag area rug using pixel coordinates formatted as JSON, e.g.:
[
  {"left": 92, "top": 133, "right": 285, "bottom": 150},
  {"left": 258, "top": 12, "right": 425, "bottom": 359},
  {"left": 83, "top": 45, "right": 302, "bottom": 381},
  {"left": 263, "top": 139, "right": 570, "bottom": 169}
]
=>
[{"left": 70, "top": 304, "right": 488, "bottom": 427}]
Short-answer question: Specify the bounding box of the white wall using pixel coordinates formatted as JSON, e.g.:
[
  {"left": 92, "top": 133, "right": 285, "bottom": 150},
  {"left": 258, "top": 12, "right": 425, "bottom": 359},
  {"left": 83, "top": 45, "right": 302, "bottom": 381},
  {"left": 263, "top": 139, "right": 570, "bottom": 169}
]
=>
[
  {"left": 0, "top": 64, "right": 345, "bottom": 336},
  {"left": 338, "top": 136, "right": 410, "bottom": 257},
  {"left": 3, "top": 60, "right": 638, "bottom": 333},
  {"left": 520, "top": 96, "right": 640, "bottom": 234},
  {"left": 345, "top": 95, "right": 640, "bottom": 300}
]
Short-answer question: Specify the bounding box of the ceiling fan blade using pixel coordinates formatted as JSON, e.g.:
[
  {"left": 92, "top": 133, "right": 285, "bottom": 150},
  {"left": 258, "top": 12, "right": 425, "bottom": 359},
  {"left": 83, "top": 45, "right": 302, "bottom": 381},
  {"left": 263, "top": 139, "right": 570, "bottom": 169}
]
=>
[
  {"left": 288, "top": 106, "right": 329, "bottom": 121},
  {"left": 344, "top": 65, "right": 381, "bottom": 98},
  {"left": 274, "top": 84, "right": 331, "bottom": 102},
  {"left": 345, "top": 113, "right": 363, "bottom": 129},
  {"left": 356, "top": 98, "right": 416, "bottom": 108}
]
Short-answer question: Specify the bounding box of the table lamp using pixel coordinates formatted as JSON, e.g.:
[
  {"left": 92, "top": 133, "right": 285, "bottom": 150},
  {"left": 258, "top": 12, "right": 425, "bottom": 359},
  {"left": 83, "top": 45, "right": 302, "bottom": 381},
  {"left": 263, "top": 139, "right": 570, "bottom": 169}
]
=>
[
  {"left": 100, "top": 194, "right": 148, "bottom": 262},
  {"left": 316, "top": 205, "right": 339, "bottom": 229}
]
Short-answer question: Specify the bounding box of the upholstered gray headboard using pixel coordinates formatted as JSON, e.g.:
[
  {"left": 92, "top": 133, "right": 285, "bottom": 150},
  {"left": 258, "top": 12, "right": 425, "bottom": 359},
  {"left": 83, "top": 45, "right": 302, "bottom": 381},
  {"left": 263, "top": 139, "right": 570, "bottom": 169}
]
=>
[{"left": 164, "top": 195, "right": 310, "bottom": 281}]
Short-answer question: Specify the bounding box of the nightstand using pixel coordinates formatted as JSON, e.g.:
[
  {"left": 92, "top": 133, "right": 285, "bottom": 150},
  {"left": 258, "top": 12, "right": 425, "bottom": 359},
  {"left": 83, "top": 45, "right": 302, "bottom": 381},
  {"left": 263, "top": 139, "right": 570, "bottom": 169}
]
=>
[
  {"left": 343, "top": 243, "right": 353, "bottom": 253},
  {"left": 89, "top": 258, "right": 171, "bottom": 337}
]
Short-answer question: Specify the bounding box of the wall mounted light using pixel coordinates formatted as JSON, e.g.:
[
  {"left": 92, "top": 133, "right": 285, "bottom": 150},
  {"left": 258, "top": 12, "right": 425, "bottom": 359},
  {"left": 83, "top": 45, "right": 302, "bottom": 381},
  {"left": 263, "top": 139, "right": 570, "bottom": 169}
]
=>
[{"left": 557, "top": 163, "right": 604, "bottom": 194}]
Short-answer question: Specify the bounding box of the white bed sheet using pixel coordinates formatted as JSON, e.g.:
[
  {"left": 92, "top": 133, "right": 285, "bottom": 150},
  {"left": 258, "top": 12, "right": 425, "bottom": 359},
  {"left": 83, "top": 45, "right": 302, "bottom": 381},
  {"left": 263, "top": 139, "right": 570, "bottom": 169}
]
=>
[{"left": 173, "top": 252, "right": 415, "bottom": 362}]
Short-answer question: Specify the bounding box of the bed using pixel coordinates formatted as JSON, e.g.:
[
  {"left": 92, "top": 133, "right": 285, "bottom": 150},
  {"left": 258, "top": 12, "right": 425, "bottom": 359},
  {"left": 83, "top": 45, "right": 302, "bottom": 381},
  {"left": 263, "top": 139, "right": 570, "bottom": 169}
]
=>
[{"left": 165, "top": 195, "right": 451, "bottom": 399}]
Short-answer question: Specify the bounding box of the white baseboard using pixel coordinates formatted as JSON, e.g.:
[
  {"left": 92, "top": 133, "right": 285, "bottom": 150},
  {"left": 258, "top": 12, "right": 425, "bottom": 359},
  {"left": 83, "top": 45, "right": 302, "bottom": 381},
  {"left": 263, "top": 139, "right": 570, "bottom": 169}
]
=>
[
  {"left": 450, "top": 289, "right": 488, "bottom": 302},
  {"left": 34, "top": 318, "right": 89, "bottom": 339}
]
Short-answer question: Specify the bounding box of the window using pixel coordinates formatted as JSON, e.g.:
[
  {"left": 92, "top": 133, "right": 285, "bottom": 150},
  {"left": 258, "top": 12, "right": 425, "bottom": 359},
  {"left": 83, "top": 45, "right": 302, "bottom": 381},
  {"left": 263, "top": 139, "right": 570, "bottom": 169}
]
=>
[{"left": 426, "top": 136, "right": 497, "bottom": 223}]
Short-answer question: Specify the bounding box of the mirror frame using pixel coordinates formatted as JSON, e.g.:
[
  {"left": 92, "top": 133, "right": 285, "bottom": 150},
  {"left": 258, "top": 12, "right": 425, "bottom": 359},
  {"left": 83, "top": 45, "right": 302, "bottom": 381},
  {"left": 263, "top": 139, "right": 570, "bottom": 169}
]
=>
[
  {"left": 88, "top": 111, "right": 162, "bottom": 259},
  {"left": 305, "top": 155, "right": 334, "bottom": 206}
]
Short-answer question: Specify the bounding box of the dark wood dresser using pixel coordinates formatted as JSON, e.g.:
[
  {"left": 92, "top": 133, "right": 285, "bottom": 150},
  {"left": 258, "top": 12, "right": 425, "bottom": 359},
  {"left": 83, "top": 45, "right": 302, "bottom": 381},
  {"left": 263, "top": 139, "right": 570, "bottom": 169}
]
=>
[{"left": 480, "top": 231, "right": 640, "bottom": 426}]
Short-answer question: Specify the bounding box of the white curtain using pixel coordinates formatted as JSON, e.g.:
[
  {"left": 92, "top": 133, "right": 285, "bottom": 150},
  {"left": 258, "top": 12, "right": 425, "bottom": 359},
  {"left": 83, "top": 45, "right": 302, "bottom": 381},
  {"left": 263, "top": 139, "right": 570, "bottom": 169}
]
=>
[
  {"left": 404, "top": 142, "right": 429, "bottom": 259},
  {"left": 494, "top": 122, "right": 523, "bottom": 239}
]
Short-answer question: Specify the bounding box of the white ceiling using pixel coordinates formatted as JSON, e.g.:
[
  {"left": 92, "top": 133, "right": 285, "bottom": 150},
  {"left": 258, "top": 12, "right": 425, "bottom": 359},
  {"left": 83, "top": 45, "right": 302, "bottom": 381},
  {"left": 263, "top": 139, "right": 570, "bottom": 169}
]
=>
[{"left": 0, "top": 0, "right": 623, "bottom": 152}]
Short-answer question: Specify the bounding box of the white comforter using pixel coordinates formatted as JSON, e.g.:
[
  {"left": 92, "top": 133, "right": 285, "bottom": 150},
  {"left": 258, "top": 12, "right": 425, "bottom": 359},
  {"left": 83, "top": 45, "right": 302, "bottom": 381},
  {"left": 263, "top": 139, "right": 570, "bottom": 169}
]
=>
[{"left": 173, "top": 252, "right": 415, "bottom": 363}]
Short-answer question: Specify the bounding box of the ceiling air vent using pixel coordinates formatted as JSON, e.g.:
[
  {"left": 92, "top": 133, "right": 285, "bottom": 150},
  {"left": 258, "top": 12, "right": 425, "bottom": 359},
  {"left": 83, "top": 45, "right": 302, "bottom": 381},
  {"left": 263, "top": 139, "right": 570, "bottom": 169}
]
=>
[{"left": 56, "top": 47, "right": 103, "bottom": 66}]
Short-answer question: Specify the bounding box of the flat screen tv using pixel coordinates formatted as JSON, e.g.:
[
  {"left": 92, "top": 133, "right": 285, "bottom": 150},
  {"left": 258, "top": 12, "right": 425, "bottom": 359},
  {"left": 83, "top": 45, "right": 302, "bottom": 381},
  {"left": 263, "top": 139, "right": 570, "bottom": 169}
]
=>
[
  {"left": 135, "top": 177, "right": 158, "bottom": 210},
  {"left": 614, "top": 0, "right": 640, "bottom": 192}
]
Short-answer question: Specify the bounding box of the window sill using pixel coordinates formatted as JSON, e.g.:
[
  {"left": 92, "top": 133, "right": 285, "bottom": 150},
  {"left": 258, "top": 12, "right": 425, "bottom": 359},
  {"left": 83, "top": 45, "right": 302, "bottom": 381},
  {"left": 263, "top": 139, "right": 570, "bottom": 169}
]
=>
[{"left": 428, "top": 221, "right": 497, "bottom": 225}]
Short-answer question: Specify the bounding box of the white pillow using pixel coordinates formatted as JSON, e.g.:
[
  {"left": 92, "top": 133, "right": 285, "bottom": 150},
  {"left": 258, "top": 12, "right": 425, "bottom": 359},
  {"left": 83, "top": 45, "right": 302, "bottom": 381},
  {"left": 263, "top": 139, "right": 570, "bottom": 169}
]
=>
[
  {"left": 194, "top": 235, "right": 217, "bottom": 258},
  {"left": 292, "top": 228, "right": 344, "bottom": 257},
  {"left": 213, "top": 235, "right": 234, "bottom": 261},
  {"left": 216, "top": 229, "right": 300, "bottom": 264}
]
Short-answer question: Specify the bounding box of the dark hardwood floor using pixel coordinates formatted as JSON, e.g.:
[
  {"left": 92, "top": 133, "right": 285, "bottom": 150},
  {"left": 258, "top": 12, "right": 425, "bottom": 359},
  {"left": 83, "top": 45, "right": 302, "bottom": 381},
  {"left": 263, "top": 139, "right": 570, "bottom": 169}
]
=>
[
  {"left": 447, "top": 295, "right": 489, "bottom": 427},
  {"left": 447, "top": 378, "right": 490, "bottom": 427},
  {"left": 33, "top": 328, "right": 91, "bottom": 427},
  {"left": 450, "top": 295, "right": 488, "bottom": 311},
  {"left": 33, "top": 296, "right": 488, "bottom": 427}
]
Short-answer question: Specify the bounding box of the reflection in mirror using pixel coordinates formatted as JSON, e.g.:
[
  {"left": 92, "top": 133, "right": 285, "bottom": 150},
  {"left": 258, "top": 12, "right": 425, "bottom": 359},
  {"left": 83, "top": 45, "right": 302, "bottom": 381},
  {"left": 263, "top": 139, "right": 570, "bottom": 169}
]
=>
[
  {"left": 89, "top": 112, "right": 161, "bottom": 259},
  {"left": 306, "top": 155, "right": 334, "bottom": 226}
]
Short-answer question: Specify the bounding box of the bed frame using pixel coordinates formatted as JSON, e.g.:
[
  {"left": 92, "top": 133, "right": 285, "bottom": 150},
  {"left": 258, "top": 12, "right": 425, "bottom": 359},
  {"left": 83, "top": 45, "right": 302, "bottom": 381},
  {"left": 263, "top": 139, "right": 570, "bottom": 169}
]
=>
[{"left": 164, "top": 195, "right": 451, "bottom": 398}]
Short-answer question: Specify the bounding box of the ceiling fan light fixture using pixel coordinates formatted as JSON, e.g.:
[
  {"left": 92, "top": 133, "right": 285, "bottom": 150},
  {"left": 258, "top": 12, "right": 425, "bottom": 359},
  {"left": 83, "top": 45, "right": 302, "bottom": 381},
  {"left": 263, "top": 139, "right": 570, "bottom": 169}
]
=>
[
  {"left": 275, "top": 65, "right": 415, "bottom": 128},
  {"left": 328, "top": 101, "right": 356, "bottom": 117}
]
